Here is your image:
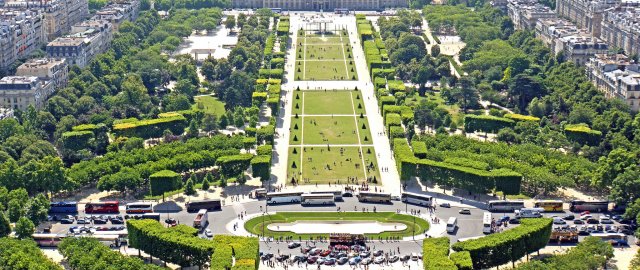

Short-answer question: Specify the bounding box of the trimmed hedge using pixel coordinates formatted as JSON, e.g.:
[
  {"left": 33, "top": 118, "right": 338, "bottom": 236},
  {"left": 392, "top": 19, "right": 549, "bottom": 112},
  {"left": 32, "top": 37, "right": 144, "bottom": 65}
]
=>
[
  {"left": 412, "top": 141, "right": 427, "bottom": 159},
  {"left": 423, "top": 237, "right": 456, "bottom": 270},
  {"left": 393, "top": 138, "right": 418, "bottom": 181},
  {"left": 256, "top": 144, "right": 273, "bottom": 156},
  {"left": 58, "top": 237, "right": 163, "bottom": 270},
  {"left": 251, "top": 155, "right": 271, "bottom": 181},
  {"left": 217, "top": 154, "right": 253, "bottom": 178},
  {"left": 452, "top": 218, "right": 553, "bottom": 269},
  {"left": 61, "top": 130, "right": 94, "bottom": 150},
  {"left": 389, "top": 126, "right": 405, "bottom": 139},
  {"left": 383, "top": 105, "right": 414, "bottom": 123},
  {"left": 504, "top": 113, "right": 540, "bottom": 122},
  {"left": 464, "top": 115, "right": 515, "bottom": 133},
  {"left": 113, "top": 115, "right": 187, "bottom": 139},
  {"left": 564, "top": 123, "right": 601, "bottom": 145},
  {"left": 379, "top": 95, "right": 397, "bottom": 110},
  {"left": 211, "top": 235, "right": 259, "bottom": 270},
  {"left": 149, "top": 170, "right": 182, "bottom": 196},
  {"left": 257, "top": 125, "right": 275, "bottom": 144},
  {"left": 71, "top": 124, "right": 98, "bottom": 131},
  {"left": 450, "top": 251, "right": 473, "bottom": 270},
  {"left": 243, "top": 137, "right": 257, "bottom": 149},
  {"left": 385, "top": 113, "right": 402, "bottom": 128},
  {"left": 388, "top": 80, "right": 406, "bottom": 93}
]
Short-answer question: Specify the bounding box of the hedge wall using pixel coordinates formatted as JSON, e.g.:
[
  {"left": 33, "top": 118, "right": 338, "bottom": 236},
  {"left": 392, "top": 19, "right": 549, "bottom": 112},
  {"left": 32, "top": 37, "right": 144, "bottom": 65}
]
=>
[
  {"left": 389, "top": 125, "right": 405, "bottom": 139},
  {"left": 61, "top": 130, "right": 94, "bottom": 150},
  {"left": 372, "top": 68, "right": 396, "bottom": 79},
  {"left": 412, "top": 141, "right": 427, "bottom": 159},
  {"left": 422, "top": 237, "right": 456, "bottom": 270},
  {"left": 564, "top": 123, "right": 601, "bottom": 145},
  {"left": 463, "top": 115, "right": 515, "bottom": 133},
  {"left": 385, "top": 113, "right": 402, "bottom": 133},
  {"left": 256, "top": 144, "right": 273, "bottom": 156},
  {"left": 504, "top": 113, "right": 540, "bottom": 122},
  {"left": 383, "top": 105, "right": 414, "bottom": 123},
  {"left": 257, "top": 125, "right": 275, "bottom": 144},
  {"left": 374, "top": 76, "right": 387, "bottom": 89},
  {"left": 450, "top": 251, "right": 473, "bottom": 270},
  {"left": 149, "top": 170, "right": 182, "bottom": 196},
  {"left": 452, "top": 218, "right": 553, "bottom": 269},
  {"left": 127, "top": 219, "right": 215, "bottom": 267},
  {"left": 388, "top": 80, "right": 405, "bottom": 93},
  {"left": 379, "top": 95, "right": 397, "bottom": 110},
  {"left": 393, "top": 138, "right": 418, "bottom": 181},
  {"left": 71, "top": 124, "right": 98, "bottom": 131},
  {"left": 113, "top": 115, "right": 187, "bottom": 139},
  {"left": 211, "top": 235, "right": 259, "bottom": 270},
  {"left": 217, "top": 154, "right": 253, "bottom": 178},
  {"left": 243, "top": 137, "right": 257, "bottom": 149},
  {"left": 251, "top": 155, "right": 271, "bottom": 180}
]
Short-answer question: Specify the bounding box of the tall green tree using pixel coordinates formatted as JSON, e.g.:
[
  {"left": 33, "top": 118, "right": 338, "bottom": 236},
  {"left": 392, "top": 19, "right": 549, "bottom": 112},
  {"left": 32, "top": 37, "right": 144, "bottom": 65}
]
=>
[{"left": 15, "top": 217, "right": 35, "bottom": 239}]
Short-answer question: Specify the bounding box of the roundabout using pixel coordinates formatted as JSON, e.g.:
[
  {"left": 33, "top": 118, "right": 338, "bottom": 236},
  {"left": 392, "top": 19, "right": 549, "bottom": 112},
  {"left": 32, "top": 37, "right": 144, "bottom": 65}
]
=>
[{"left": 243, "top": 212, "right": 430, "bottom": 239}]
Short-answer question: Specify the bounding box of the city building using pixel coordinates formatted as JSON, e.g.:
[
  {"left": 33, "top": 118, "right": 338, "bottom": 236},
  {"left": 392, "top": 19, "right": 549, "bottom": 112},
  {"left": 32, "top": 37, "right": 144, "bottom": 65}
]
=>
[
  {"left": 231, "top": 0, "right": 408, "bottom": 10},
  {"left": 507, "top": 0, "right": 556, "bottom": 30},
  {"left": 92, "top": 0, "right": 140, "bottom": 31},
  {"left": 46, "top": 20, "right": 113, "bottom": 68},
  {"left": 4, "top": 0, "right": 89, "bottom": 41},
  {"left": 555, "top": 0, "right": 618, "bottom": 37},
  {"left": 15, "top": 58, "right": 67, "bottom": 89},
  {"left": 535, "top": 18, "right": 580, "bottom": 51},
  {"left": 557, "top": 34, "right": 609, "bottom": 65},
  {"left": 0, "top": 9, "right": 45, "bottom": 70},
  {"left": 600, "top": 5, "right": 640, "bottom": 58},
  {"left": 586, "top": 53, "right": 640, "bottom": 111},
  {"left": 0, "top": 75, "right": 54, "bottom": 110}
]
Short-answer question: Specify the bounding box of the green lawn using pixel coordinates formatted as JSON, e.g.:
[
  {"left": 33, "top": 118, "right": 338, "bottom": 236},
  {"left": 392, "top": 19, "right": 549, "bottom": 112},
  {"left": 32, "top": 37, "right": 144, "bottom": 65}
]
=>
[
  {"left": 294, "top": 31, "right": 357, "bottom": 81},
  {"left": 193, "top": 95, "right": 225, "bottom": 116},
  {"left": 244, "top": 212, "right": 429, "bottom": 239},
  {"left": 295, "top": 60, "right": 355, "bottom": 81},
  {"left": 301, "top": 116, "right": 360, "bottom": 145},
  {"left": 301, "top": 91, "right": 354, "bottom": 115}
]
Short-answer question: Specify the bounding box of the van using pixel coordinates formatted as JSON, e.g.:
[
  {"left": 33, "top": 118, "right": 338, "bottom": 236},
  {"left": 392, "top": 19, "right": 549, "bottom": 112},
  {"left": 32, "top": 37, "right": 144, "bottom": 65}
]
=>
[{"left": 446, "top": 217, "right": 457, "bottom": 233}]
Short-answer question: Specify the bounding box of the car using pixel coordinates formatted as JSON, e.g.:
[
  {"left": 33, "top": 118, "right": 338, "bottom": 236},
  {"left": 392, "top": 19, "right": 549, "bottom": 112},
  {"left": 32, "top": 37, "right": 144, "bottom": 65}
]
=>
[
  {"left": 287, "top": 242, "right": 301, "bottom": 249},
  {"left": 440, "top": 203, "right": 451, "bottom": 208},
  {"left": 337, "top": 257, "right": 348, "bottom": 265},
  {"left": 578, "top": 226, "right": 590, "bottom": 235},
  {"left": 612, "top": 215, "right": 624, "bottom": 221},
  {"left": 276, "top": 254, "right": 289, "bottom": 262},
  {"left": 301, "top": 247, "right": 313, "bottom": 254},
  {"left": 498, "top": 216, "right": 510, "bottom": 223},
  {"left": 93, "top": 218, "right": 108, "bottom": 224},
  {"left": 373, "top": 250, "right": 384, "bottom": 257},
  {"left": 618, "top": 224, "right": 634, "bottom": 235},
  {"left": 342, "top": 192, "right": 353, "bottom": 197},
  {"left": 164, "top": 218, "right": 176, "bottom": 225},
  {"left": 320, "top": 250, "right": 331, "bottom": 257},
  {"left": 309, "top": 248, "right": 321, "bottom": 256},
  {"left": 261, "top": 253, "right": 274, "bottom": 260},
  {"left": 348, "top": 251, "right": 359, "bottom": 258},
  {"left": 400, "top": 255, "right": 411, "bottom": 262},
  {"left": 509, "top": 218, "right": 521, "bottom": 224},
  {"left": 563, "top": 214, "right": 576, "bottom": 220},
  {"left": 324, "top": 258, "right": 336, "bottom": 265},
  {"left": 110, "top": 216, "right": 124, "bottom": 224},
  {"left": 68, "top": 226, "right": 78, "bottom": 233},
  {"left": 574, "top": 219, "right": 585, "bottom": 225},
  {"left": 553, "top": 218, "right": 566, "bottom": 225},
  {"left": 605, "top": 225, "right": 617, "bottom": 233},
  {"left": 335, "top": 252, "right": 347, "bottom": 258},
  {"left": 374, "top": 257, "right": 385, "bottom": 264},
  {"left": 348, "top": 257, "right": 361, "bottom": 265},
  {"left": 60, "top": 217, "right": 74, "bottom": 224},
  {"left": 580, "top": 214, "right": 594, "bottom": 220},
  {"left": 204, "top": 229, "right": 213, "bottom": 237},
  {"left": 293, "top": 255, "right": 307, "bottom": 263},
  {"left": 459, "top": 208, "right": 471, "bottom": 215},
  {"left": 389, "top": 255, "right": 400, "bottom": 263},
  {"left": 600, "top": 217, "right": 614, "bottom": 224},
  {"left": 360, "top": 258, "right": 372, "bottom": 265},
  {"left": 76, "top": 218, "right": 91, "bottom": 224},
  {"left": 391, "top": 195, "right": 401, "bottom": 201},
  {"left": 360, "top": 251, "right": 371, "bottom": 258},
  {"left": 587, "top": 218, "right": 600, "bottom": 224},
  {"left": 411, "top": 253, "right": 420, "bottom": 261},
  {"left": 307, "top": 256, "right": 318, "bottom": 264}
]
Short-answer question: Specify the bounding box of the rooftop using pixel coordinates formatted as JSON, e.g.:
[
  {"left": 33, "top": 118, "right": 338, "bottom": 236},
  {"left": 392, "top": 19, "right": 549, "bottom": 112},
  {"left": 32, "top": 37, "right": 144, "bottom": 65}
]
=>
[
  {"left": 0, "top": 76, "right": 38, "bottom": 84},
  {"left": 18, "top": 58, "right": 66, "bottom": 69}
]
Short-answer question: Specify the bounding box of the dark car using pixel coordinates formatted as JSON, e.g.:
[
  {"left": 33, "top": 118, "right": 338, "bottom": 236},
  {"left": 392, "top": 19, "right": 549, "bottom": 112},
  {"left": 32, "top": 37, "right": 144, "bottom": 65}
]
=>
[
  {"left": 307, "top": 256, "right": 318, "bottom": 264},
  {"left": 563, "top": 214, "right": 575, "bottom": 220},
  {"left": 287, "top": 242, "right": 301, "bottom": 249},
  {"left": 110, "top": 216, "right": 125, "bottom": 224},
  {"left": 586, "top": 218, "right": 599, "bottom": 224},
  {"left": 574, "top": 219, "right": 585, "bottom": 225},
  {"left": 498, "top": 216, "right": 510, "bottom": 223},
  {"left": 400, "top": 255, "right": 410, "bottom": 262},
  {"left": 618, "top": 225, "right": 634, "bottom": 235},
  {"left": 93, "top": 218, "right": 108, "bottom": 224},
  {"left": 509, "top": 218, "right": 521, "bottom": 224},
  {"left": 276, "top": 254, "right": 289, "bottom": 262},
  {"left": 342, "top": 192, "right": 353, "bottom": 197},
  {"left": 60, "top": 217, "right": 75, "bottom": 224},
  {"left": 337, "top": 257, "right": 348, "bottom": 265},
  {"left": 293, "top": 255, "right": 307, "bottom": 263},
  {"left": 578, "top": 226, "right": 590, "bottom": 236}
]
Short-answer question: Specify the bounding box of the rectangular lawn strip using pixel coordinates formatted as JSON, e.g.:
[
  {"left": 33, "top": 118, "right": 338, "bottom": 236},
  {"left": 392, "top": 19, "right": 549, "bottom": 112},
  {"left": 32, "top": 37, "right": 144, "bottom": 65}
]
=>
[
  {"left": 192, "top": 95, "right": 225, "bottom": 116},
  {"left": 287, "top": 147, "right": 302, "bottom": 183},
  {"left": 360, "top": 146, "right": 380, "bottom": 183},
  {"left": 300, "top": 146, "right": 366, "bottom": 184},
  {"left": 356, "top": 117, "right": 373, "bottom": 144},
  {"left": 302, "top": 91, "right": 354, "bottom": 115},
  {"left": 243, "top": 212, "right": 430, "bottom": 240},
  {"left": 303, "top": 60, "right": 349, "bottom": 81},
  {"left": 302, "top": 116, "right": 360, "bottom": 145},
  {"left": 304, "top": 36, "right": 348, "bottom": 45},
  {"left": 289, "top": 117, "right": 302, "bottom": 145},
  {"left": 304, "top": 44, "right": 345, "bottom": 61}
]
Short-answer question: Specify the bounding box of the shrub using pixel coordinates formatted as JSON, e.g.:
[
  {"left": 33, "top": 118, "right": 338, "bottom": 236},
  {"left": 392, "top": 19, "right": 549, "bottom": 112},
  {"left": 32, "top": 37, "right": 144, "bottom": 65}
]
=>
[
  {"left": 564, "top": 123, "right": 601, "bottom": 145},
  {"left": 257, "top": 125, "right": 275, "bottom": 144},
  {"left": 504, "top": 113, "right": 540, "bottom": 122},
  {"left": 450, "top": 251, "right": 473, "bottom": 270},
  {"left": 149, "top": 170, "right": 182, "bottom": 196},
  {"left": 389, "top": 126, "right": 405, "bottom": 139},
  {"left": 61, "top": 131, "right": 94, "bottom": 150},
  {"left": 387, "top": 80, "right": 405, "bottom": 93},
  {"left": 217, "top": 154, "right": 253, "bottom": 178},
  {"left": 393, "top": 138, "right": 418, "bottom": 181},
  {"left": 256, "top": 144, "right": 273, "bottom": 156},
  {"left": 423, "top": 237, "right": 456, "bottom": 270},
  {"left": 412, "top": 141, "right": 427, "bottom": 158},
  {"left": 379, "top": 95, "right": 397, "bottom": 110},
  {"left": 464, "top": 115, "right": 515, "bottom": 133},
  {"left": 113, "top": 115, "right": 187, "bottom": 139},
  {"left": 211, "top": 235, "right": 259, "bottom": 270},
  {"left": 251, "top": 155, "right": 271, "bottom": 180}
]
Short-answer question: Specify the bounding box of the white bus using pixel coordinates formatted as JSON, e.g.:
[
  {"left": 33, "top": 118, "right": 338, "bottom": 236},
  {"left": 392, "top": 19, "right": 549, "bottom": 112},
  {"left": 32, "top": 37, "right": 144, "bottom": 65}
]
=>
[
  {"left": 357, "top": 192, "right": 391, "bottom": 203},
  {"left": 309, "top": 190, "right": 343, "bottom": 201},
  {"left": 515, "top": 208, "right": 544, "bottom": 218},
  {"left": 125, "top": 202, "right": 153, "bottom": 214},
  {"left": 32, "top": 233, "right": 64, "bottom": 247},
  {"left": 301, "top": 194, "right": 335, "bottom": 205},
  {"left": 93, "top": 230, "right": 128, "bottom": 245},
  {"left": 589, "top": 233, "right": 628, "bottom": 246},
  {"left": 487, "top": 200, "right": 525, "bottom": 212},
  {"left": 401, "top": 192, "right": 433, "bottom": 207},
  {"left": 266, "top": 191, "right": 303, "bottom": 204},
  {"left": 446, "top": 217, "right": 457, "bottom": 233},
  {"left": 482, "top": 212, "right": 493, "bottom": 234}
]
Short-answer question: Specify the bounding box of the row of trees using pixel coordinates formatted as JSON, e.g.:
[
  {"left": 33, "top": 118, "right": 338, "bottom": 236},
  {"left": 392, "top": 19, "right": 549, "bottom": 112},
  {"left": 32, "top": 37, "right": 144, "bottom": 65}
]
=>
[
  {"left": 516, "top": 237, "right": 613, "bottom": 270},
  {"left": 58, "top": 237, "right": 163, "bottom": 270},
  {"left": 0, "top": 238, "right": 61, "bottom": 270}
]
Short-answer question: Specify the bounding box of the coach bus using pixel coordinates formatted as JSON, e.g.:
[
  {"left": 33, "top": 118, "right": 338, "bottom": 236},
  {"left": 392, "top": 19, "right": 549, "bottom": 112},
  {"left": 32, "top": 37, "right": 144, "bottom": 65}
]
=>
[
  {"left": 301, "top": 194, "right": 335, "bottom": 205},
  {"left": 334, "top": 8, "right": 350, "bottom": 14},
  {"left": 266, "top": 191, "right": 304, "bottom": 204},
  {"left": 49, "top": 201, "right": 78, "bottom": 214},
  {"left": 270, "top": 8, "right": 282, "bottom": 14},
  {"left": 589, "top": 233, "right": 628, "bottom": 246},
  {"left": 93, "top": 230, "right": 128, "bottom": 245},
  {"left": 569, "top": 200, "right": 609, "bottom": 212},
  {"left": 534, "top": 200, "right": 564, "bottom": 212},
  {"left": 356, "top": 192, "right": 391, "bottom": 203},
  {"left": 309, "top": 190, "right": 343, "bottom": 201},
  {"left": 487, "top": 200, "right": 525, "bottom": 212},
  {"left": 33, "top": 233, "right": 65, "bottom": 247},
  {"left": 186, "top": 199, "right": 222, "bottom": 212},
  {"left": 125, "top": 202, "right": 153, "bottom": 214},
  {"left": 482, "top": 212, "right": 493, "bottom": 234},
  {"left": 85, "top": 201, "right": 119, "bottom": 214},
  {"left": 401, "top": 192, "right": 433, "bottom": 207}
]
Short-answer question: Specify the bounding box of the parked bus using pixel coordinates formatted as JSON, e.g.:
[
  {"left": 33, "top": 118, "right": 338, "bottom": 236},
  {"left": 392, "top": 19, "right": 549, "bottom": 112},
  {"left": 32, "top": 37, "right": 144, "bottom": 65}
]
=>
[
  {"left": 301, "top": 194, "right": 335, "bottom": 205},
  {"left": 266, "top": 192, "right": 303, "bottom": 204},
  {"left": 534, "top": 200, "right": 564, "bottom": 212},
  {"left": 32, "top": 233, "right": 64, "bottom": 247},
  {"left": 401, "top": 192, "right": 433, "bottom": 207},
  {"left": 329, "top": 233, "right": 365, "bottom": 246},
  {"left": 446, "top": 217, "right": 457, "bottom": 233},
  {"left": 589, "top": 233, "right": 628, "bottom": 246},
  {"left": 334, "top": 8, "right": 350, "bottom": 14},
  {"left": 515, "top": 208, "right": 544, "bottom": 218},
  {"left": 309, "top": 190, "right": 343, "bottom": 201},
  {"left": 482, "top": 212, "right": 493, "bottom": 234},
  {"left": 253, "top": 188, "right": 267, "bottom": 199},
  {"left": 569, "top": 200, "right": 609, "bottom": 212},
  {"left": 270, "top": 8, "right": 282, "bottom": 13},
  {"left": 193, "top": 209, "right": 209, "bottom": 228},
  {"left": 49, "top": 201, "right": 78, "bottom": 214},
  {"left": 186, "top": 199, "right": 222, "bottom": 212},
  {"left": 85, "top": 201, "right": 119, "bottom": 214},
  {"left": 93, "top": 230, "right": 128, "bottom": 245},
  {"left": 487, "top": 200, "right": 525, "bottom": 212},
  {"left": 125, "top": 202, "right": 153, "bottom": 214},
  {"left": 357, "top": 192, "right": 391, "bottom": 203}
]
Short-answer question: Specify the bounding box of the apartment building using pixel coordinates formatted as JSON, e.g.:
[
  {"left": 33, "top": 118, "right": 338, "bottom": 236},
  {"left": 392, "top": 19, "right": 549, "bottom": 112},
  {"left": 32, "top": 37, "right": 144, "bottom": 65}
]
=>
[
  {"left": 555, "top": 0, "right": 618, "bottom": 37},
  {"left": 4, "top": 0, "right": 89, "bottom": 41},
  {"left": 558, "top": 34, "right": 609, "bottom": 65},
  {"left": 46, "top": 20, "right": 113, "bottom": 68},
  {"left": 600, "top": 5, "right": 640, "bottom": 58},
  {"left": 535, "top": 18, "right": 578, "bottom": 48},
  {"left": 92, "top": 0, "right": 140, "bottom": 31},
  {"left": 0, "top": 9, "right": 45, "bottom": 70},
  {"left": 507, "top": 0, "right": 556, "bottom": 30},
  {"left": 231, "top": 0, "right": 408, "bottom": 10},
  {"left": 586, "top": 53, "right": 640, "bottom": 111},
  {"left": 16, "top": 58, "right": 67, "bottom": 89},
  {"left": 0, "top": 75, "right": 54, "bottom": 109}
]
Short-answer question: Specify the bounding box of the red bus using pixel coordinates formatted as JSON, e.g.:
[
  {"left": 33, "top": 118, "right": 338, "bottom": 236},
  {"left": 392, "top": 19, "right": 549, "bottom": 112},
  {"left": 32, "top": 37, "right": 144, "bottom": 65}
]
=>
[{"left": 85, "top": 201, "right": 120, "bottom": 214}]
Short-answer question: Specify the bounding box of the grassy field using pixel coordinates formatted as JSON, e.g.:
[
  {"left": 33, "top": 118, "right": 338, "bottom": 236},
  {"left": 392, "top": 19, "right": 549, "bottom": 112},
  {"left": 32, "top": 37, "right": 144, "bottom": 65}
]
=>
[
  {"left": 244, "top": 212, "right": 429, "bottom": 239},
  {"left": 193, "top": 95, "right": 225, "bottom": 116},
  {"left": 294, "top": 31, "right": 357, "bottom": 81},
  {"left": 287, "top": 146, "right": 380, "bottom": 185}
]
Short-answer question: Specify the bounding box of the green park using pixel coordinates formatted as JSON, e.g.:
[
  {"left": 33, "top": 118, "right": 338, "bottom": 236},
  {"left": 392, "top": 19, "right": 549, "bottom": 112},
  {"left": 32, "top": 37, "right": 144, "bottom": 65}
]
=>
[{"left": 295, "top": 31, "right": 358, "bottom": 81}]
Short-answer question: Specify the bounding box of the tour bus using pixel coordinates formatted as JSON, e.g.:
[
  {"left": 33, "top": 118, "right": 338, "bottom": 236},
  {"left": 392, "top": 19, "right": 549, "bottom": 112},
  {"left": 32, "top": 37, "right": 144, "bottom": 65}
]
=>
[
  {"left": 270, "top": 8, "right": 282, "bottom": 14},
  {"left": 589, "top": 233, "right": 628, "bottom": 246},
  {"left": 309, "top": 190, "right": 343, "bottom": 201},
  {"left": 49, "top": 201, "right": 78, "bottom": 214},
  {"left": 125, "top": 202, "right": 153, "bottom": 214},
  {"left": 266, "top": 191, "right": 304, "bottom": 204},
  {"left": 569, "top": 200, "right": 609, "bottom": 212},
  {"left": 446, "top": 217, "right": 457, "bottom": 233},
  {"left": 534, "top": 200, "right": 564, "bottom": 212},
  {"left": 186, "top": 199, "right": 222, "bottom": 212},
  {"left": 356, "top": 192, "right": 392, "bottom": 203},
  {"left": 482, "top": 212, "right": 493, "bottom": 234},
  {"left": 84, "top": 201, "right": 120, "bottom": 214},
  {"left": 93, "top": 230, "right": 128, "bottom": 245},
  {"left": 515, "top": 208, "right": 544, "bottom": 218},
  {"left": 401, "top": 192, "right": 433, "bottom": 207},
  {"left": 32, "top": 233, "right": 65, "bottom": 247},
  {"left": 301, "top": 193, "right": 335, "bottom": 205},
  {"left": 334, "top": 8, "right": 350, "bottom": 14},
  {"left": 487, "top": 200, "right": 525, "bottom": 212}
]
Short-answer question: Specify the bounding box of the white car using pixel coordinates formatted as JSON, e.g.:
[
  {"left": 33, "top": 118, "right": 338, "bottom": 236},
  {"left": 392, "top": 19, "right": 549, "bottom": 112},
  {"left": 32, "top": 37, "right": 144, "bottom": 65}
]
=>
[
  {"left": 459, "top": 208, "right": 471, "bottom": 215},
  {"left": 204, "top": 229, "right": 213, "bottom": 237},
  {"left": 374, "top": 257, "right": 385, "bottom": 264},
  {"left": 580, "top": 214, "right": 594, "bottom": 220}
]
